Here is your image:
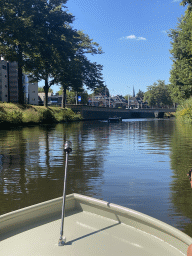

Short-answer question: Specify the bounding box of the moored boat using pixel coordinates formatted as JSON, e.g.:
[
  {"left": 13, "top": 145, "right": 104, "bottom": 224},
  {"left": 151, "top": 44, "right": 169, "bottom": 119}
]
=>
[{"left": 108, "top": 116, "right": 122, "bottom": 123}]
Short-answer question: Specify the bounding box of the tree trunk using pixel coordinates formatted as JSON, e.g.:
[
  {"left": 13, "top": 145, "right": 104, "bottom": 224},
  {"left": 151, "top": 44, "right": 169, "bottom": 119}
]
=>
[
  {"left": 18, "top": 45, "right": 24, "bottom": 104},
  {"left": 44, "top": 78, "right": 49, "bottom": 107},
  {"left": 62, "top": 86, "right": 67, "bottom": 108}
]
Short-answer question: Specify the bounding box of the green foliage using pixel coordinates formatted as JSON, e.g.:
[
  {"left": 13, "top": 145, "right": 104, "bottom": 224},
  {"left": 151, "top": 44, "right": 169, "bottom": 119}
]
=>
[
  {"left": 169, "top": 10, "right": 192, "bottom": 103},
  {"left": 124, "top": 95, "right": 132, "bottom": 101},
  {"left": 144, "top": 80, "right": 172, "bottom": 107},
  {"left": 180, "top": 0, "right": 192, "bottom": 6},
  {"left": 0, "top": 0, "right": 104, "bottom": 107},
  {"left": 38, "top": 87, "right": 53, "bottom": 93},
  {"left": 55, "top": 29, "right": 104, "bottom": 108},
  {"left": 57, "top": 87, "right": 88, "bottom": 105},
  {"left": 136, "top": 90, "right": 144, "bottom": 99},
  {"left": 94, "top": 86, "right": 109, "bottom": 97},
  {"left": 22, "top": 109, "right": 41, "bottom": 123},
  {"left": 50, "top": 108, "right": 82, "bottom": 122},
  {"left": 175, "top": 98, "right": 192, "bottom": 123},
  {"left": 0, "top": 103, "right": 82, "bottom": 125},
  {"left": 3, "top": 110, "right": 23, "bottom": 124},
  {"left": 0, "top": 111, "right": 6, "bottom": 123}
]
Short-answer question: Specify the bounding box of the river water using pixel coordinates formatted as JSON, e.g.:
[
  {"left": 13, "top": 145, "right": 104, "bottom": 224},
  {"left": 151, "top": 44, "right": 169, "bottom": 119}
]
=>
[{"left": 0, "top": 118, "right": 192, "bottom": 237}]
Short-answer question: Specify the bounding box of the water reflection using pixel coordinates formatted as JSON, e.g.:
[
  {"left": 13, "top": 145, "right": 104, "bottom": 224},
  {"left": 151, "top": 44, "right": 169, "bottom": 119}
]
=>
[
  {"left": 1, "top": 119, "right": 192, "bottom": 237},
  {"left": 169, "top": 121, "right": 192, "bottom": 236},
  {"left": 0, "top": 123, "right": 105, "bottom": 214}
]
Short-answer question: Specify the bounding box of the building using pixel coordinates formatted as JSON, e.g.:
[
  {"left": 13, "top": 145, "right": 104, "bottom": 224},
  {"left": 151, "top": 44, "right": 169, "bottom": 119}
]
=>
[
  {"left": 38, "top": 92, "right": 52, "bottom": 103},
  {"left": 27, "top": 78, "right": 38, "bottom": 105},
  {"left": 0, "top": 58, "right": 38, "bottom": 105},
  {"left": 0, "top": 59, "right": 9, "bottom": 102},
  {"left": 9, "top": 62, "right": 18, "bottom": 103},
  {"left": 0, "top": 59, "right": 18, "bottom": 103}
]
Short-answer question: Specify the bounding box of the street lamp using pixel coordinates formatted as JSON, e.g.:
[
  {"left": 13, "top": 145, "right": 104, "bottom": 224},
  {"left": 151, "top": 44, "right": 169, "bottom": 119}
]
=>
[
  {"left": 127, "top": 86, "right": 130, "bottom": 109},
  {"left": 105, "top": 86, "right": 106, "bottom": 107}
]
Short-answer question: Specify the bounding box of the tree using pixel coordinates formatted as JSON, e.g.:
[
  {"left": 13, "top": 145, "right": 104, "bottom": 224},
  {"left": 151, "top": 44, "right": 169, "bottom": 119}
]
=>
[
  {"left": 24, "top": 0, "right": 76, "bottom": 107},
  {"left": 57, "top": 87, "right": 88, "bottom": 104},
  {"left": 0, "top": 0, "right": 74, "bottom": 105},
  {"left": 144, "top": 80, "right": 172, "bottom": 108},
  {"left": 180, "top": 0, "right": 192, "bottom": 6},
  {"left": 94, "top": 85, "right": 109, "bottom": 97},
  {"left": 0, "top": 0, "right": 38, "bottom": 104},
  {"left": 0, "top": 1, "right": 103, "bottom": 107},
  {"left": 169, "top": 8, "right": 192, "bottom": 103},
  {"left": 55, "top": 31, "right": 104, "bottom": 108},
  {"left": 136, "top": 90, "right": 144, "bottom": 99}
]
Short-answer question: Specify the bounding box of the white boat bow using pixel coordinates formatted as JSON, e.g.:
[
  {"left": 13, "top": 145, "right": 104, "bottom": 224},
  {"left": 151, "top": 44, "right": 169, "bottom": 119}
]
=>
[{"left": 0, "top": 193, "right": 192, "bottom": 256}]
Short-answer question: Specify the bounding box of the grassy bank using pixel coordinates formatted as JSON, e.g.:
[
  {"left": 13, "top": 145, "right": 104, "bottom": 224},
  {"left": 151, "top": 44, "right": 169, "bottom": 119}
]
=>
[
  {"left": 0, "top": 103, "right": 82, "bottom": 127},
  {"left": 175, "top": 98, "right": 192, "bottom": 123}
]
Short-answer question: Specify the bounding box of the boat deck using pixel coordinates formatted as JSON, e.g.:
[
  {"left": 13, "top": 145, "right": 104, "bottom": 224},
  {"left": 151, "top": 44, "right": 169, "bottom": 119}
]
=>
[
  {"left": 0, "top": 194, "right": 191, "bottom": 255},
  {"left": 0, "top": 211, "right": 186, "bottom": 255}
]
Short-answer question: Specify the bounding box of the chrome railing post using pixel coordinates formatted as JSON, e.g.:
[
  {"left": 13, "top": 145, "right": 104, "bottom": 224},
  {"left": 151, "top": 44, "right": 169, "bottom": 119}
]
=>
[{"left": 58, "top": 141, "right": 72, "bottom": 246}]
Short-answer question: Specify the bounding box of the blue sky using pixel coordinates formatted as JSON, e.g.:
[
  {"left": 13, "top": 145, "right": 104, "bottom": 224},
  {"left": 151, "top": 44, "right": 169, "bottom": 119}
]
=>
[{"left": 43, "top": 0, "right": 187, "bottom": 96}]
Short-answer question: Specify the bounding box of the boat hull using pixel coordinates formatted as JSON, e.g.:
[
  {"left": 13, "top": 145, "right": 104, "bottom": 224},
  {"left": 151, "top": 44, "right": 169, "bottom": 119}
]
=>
[
  {"left": 0, "top": 193, "right": 191, "bottom": 255},
  {"left": 108, "top": 117, "right": 122, "bottom": 123}
]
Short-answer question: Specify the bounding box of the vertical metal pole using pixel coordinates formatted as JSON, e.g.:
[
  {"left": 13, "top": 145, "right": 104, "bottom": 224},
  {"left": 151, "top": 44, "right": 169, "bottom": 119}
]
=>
[
  {"left": 92, "top": 93, "right": 93, "bottom": 106},
  {"left": 58, "top": 141, "right": 72, "bottom": 246},
  {"left": 105, "top": 86, "right": 106, "bottom": 107},
  {"left": 128, "top": 94, "right": 129, "bottom": 109}
]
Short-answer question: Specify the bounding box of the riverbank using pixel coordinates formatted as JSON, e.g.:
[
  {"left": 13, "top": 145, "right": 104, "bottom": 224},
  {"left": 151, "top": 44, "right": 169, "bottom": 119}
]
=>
[
  {"left": 175, "top": 98, "right": 192, "bottom": 123},
  {"left": 0, "top": 103, "right": 82, "bottom": 127}
]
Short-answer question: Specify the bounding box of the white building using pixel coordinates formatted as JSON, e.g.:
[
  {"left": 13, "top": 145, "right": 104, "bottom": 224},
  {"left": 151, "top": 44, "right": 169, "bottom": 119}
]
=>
[
  {"left": 0, "top": 58, "right": 38, "bottom": 105},
  {"left": 26, "top": 77, "right": 38, "bottom": 105}
]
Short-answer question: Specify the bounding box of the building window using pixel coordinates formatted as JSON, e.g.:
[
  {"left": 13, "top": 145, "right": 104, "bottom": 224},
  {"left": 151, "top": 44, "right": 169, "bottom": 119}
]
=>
[
  {"left": 2, "top": 65, "right": 6, "bottom": 70},
  {"left": 5, "top": 85, "right": 7, "bottom": 87},
  {"left": 5, "top": 95, "right": 7, "bottom": 97}
]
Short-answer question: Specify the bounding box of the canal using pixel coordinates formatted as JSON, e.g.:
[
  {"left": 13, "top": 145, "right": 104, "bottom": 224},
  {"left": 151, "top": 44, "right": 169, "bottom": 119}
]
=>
[{"left": 0, "top": 118, "right": 192, "bottom": 237}]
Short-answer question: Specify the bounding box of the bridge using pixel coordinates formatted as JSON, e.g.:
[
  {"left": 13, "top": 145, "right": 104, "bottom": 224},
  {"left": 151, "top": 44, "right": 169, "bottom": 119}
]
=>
[{"left": 67, "top": 105, "right": 176, "bottom": 120}]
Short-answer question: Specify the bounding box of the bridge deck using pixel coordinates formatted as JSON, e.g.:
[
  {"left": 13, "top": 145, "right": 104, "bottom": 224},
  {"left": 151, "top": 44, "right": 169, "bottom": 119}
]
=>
[{"left": 67, "top": 105, "right": 176, "bottom": 120}]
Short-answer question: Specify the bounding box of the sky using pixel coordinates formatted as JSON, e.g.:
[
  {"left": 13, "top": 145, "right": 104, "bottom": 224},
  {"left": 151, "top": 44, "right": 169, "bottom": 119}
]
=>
[{"left": 41, "top": 0, "right": 187, "bottom": 96}]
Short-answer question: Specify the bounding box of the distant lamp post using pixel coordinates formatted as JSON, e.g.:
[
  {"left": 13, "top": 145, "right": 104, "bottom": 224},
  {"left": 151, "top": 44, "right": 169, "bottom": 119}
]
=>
[
  {"left": 127, "top": 86, "right": 130, "bottom": 109},
  {"left": 92, "top": 93, "right": 94, "bottom": 106},
  {"left": 105, "top": 85, "right": 106, "bottom": 107}
]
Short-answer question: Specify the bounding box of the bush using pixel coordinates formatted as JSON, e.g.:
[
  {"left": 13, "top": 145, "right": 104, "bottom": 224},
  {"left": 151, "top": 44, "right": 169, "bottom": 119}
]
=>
[
  {"left": 0, "top": 111, "right": 6, "bottom": 123},
  {"left": 0, "top": 103, "right": 82, "bottom": 126},
  {"left": 176, "top": 98, "right": 192, "bottom": 123},
  {"left": 54, "top": 108, "right": 82, "bottom": 122},
  {"left": 38, "top": 108, "right": 56, "bottom": 123},
  {"left": 23, "top": 109, "right": 41, "bottom": 123},
  {"left": 6, "top": 110, "right": 23, "bottom": 124}
]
